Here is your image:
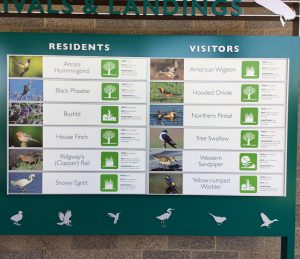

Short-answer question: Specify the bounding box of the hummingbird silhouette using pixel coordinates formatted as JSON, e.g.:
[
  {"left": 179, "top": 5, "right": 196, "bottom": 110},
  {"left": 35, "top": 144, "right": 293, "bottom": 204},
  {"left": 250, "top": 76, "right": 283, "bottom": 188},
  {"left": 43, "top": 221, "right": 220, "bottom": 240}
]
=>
[{"left": 15, "top": 58, "right": 32, "bottom": 77}]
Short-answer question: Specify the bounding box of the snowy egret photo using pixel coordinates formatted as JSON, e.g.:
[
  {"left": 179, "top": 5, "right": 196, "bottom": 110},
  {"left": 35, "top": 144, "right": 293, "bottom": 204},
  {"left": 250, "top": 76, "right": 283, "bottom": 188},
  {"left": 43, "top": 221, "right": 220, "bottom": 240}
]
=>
[
  {"left": 149, "top": 150, "right": 182, "bottom": 171},
  {"left": 9, "top": 172, "right": 42, "bottom": 194},
  {"left": 9, "top": 56, "right": 43, "bottom": 78},
  {"left": 150, "top": 82, "right": 184, "bottom": 103},
  {"left": 150, "top": 59, "right": 184, "bottom": 80},
  {"left": 150, "top": 105, "right": 183, "bottom": 127},
  {"left": 149, "top": 173, "right": 183, "bottom": 194},
  {"left": 150, "top": 128, "right": 183, "bottom": 149},
  {"left": 9, "top": 103, "right": 43, "bottom": 124},
  {"left": 9, "top": 149, "right": 43, "bottom": 171},
  {"left": 9, "top": 79, "right": 43, "bottom": 101},
  {"left": 9, "top": 126, "right": 43, "bottom": 148}
]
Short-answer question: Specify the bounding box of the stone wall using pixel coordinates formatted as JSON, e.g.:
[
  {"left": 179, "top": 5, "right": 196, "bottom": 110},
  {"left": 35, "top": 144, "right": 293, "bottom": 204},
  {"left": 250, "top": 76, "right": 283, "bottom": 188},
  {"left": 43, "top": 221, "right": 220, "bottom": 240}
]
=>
[{"left": 0, "top": 2, "right": 299, "bottom": 258}]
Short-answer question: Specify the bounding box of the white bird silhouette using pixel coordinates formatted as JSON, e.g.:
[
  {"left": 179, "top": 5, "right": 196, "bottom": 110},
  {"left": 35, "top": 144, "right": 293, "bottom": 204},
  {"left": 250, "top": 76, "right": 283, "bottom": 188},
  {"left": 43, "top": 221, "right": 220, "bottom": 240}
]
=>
[
  {"left": 107, "top": 213, "right": 121, "bottom": 224},
  {"left": 260, "top": 212, "right": 279, "bottom": 228},
  {"left": 156, "top": 208, "right": 174, "bottom": 228},
  {"left": 10, "top": 211, "right": 23, "bottom": 226},
  {"left": 254, "top": 0, "right": 296, "bottom": 27},
  {"left": 209, "top": 213, "right": 227, "bottom": 226},
  {"left": 10, "top": 174, "right": 35, "bottom": 192},
  {"left": 57, "top": 210, "right": 72, "bottom": 226}
]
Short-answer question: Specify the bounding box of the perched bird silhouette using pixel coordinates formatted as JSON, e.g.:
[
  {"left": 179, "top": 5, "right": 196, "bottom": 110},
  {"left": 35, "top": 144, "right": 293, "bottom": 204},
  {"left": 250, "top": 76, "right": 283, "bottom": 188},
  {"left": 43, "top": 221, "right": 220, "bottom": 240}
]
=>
[
  {"left": 18, "top": 153, "right": 41, "bottom": 165},
  {"left": 107, "top": 213, "right": 121, "bottom": 224},
  {"left": 16, "top": 131, "right": 40, "bottom": 147},
  {"left": 19, "top": 81, "right": 31, "bottom": 100},
  {"left": 156, "top": 208, "right": 174, "bottom": 228},
  {"left": 159, "top": 87, "right": 180, "bottom": 98},
  {"left": 160, "top": 130, "right": 177, "bottom": 148},
  {"left": 153, "top": 155, "right": 177, "bottom": 168},
  {"left": 10, "top": 211, "right": 23, "bottom": 226},
  {"left": 15, "top": 58, "right": 32, "bottom": 77},
  {"left": 260, "top": 212, "right": 279, "bottom": 228},
  {"left": 159, "top": 60, "right": 179, "bottom": 79},
  {"left": 11, "top": 174, "right": 35, "bottom": 192},
  {"left": 254, "top": 0, "right": 296, "bottom": 27},
  {"left": 57, "top": 210, "right": 72, "bottom": 226},
  {"left": 209, "top": 213, "right": 227, "bottom": 226}
]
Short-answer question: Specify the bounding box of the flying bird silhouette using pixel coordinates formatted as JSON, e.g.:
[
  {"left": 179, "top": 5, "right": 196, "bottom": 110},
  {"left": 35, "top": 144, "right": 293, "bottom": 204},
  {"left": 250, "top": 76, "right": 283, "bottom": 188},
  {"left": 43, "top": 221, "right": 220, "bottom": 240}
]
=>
[
  {"left": 260, "top": 212, "right": 279, "bottom": 228},
  {"left": 209, "top": 213, "right": 227, "bottom": 226},
  {"left": 11, "top": 174, "right": 36, "bottom": 192},
  {"left": 107, "top": 213, "right": 121, "bottom": 224},
  {"left": 10, "top": 211, "right": 23, "bottom": 226},
  {"left": 254, "top": 0, "right": 296, "bottom": 27},
  {"left": 57, "top": 210, "right": 72, "bottom": 226},
  {"left": 156, "top": 208, "right": 174, "bottom": 228},
  {"left": 15, "top": 58, "right": 32, "bottom": 77},
  {"left": 160, "top": 130, "right": 177, "bottom": 148}
]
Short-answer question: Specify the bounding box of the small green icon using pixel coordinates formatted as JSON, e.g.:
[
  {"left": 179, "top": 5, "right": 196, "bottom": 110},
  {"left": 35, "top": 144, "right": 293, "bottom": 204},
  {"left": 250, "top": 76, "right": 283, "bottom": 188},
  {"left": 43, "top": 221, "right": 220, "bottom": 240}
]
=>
[
  {"left": 101, "top": 152, "right": 119, "bottom": 169},
  {"left": 241, "top": 130, "right": 259, "bottom": 148},
  {"left": 242, "top": 61, "right": 259, "bottom": 79},
  {"left": 241, "top": 84, "right": 259, "bottom": 102},
  {"left": 102, "top": 83, "right": 119, "bottom": 101},
  {"left": 101, "top": 129, "right": 119, "bottom": 146},
  {"left": 101, "top": 60, "right": 119, "bottom": 78},
  {"left": 240, "top": 107, "right": 258, "bottom": 125},
  {"left": 239, "top": 153, "right": 257, "bottom": 171},
  {"left": 101, "top": 106, "right": 119, "bottom": 124},
  {"left": 100, "top": 174, "right": 118, "bottom": 192},
  {"left": 240, "top": 176, "right": 257, "bottom": 193}
]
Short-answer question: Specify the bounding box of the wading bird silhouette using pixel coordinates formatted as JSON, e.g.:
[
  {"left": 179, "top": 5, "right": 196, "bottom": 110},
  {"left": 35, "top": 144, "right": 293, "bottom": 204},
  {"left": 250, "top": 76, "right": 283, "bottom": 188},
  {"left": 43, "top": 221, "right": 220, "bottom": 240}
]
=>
[{"left": 156, "top": 208, "right": 174, "bottom": 228}]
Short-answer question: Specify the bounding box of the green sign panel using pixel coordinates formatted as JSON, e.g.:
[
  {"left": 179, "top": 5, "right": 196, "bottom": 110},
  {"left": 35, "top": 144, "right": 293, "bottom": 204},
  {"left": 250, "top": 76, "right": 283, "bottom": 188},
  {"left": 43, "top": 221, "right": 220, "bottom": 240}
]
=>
[{"left": 0, "top": 33, "right": 298, "bottom": 258}]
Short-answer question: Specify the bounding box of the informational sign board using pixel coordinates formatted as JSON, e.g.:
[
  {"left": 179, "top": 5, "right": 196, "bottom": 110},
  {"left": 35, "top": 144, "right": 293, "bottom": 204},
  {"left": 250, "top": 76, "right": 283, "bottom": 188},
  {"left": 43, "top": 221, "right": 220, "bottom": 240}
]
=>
[{"left": 0, "top": 33, "right": 298, "bottom": 258}]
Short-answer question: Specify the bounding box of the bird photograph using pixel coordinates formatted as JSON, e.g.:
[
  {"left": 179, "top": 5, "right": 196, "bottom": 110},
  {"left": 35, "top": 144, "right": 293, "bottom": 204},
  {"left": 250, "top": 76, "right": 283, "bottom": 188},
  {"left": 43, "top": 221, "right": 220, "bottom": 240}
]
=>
[
  {"left": 150, "top": 128, "right": 183, "bottom": 149},
  {"left": 9, "top": 126, "right": 43, "bottom": 148},
  {"left": 156, "top": 208, "right": 175, "bottom": 228},
  {"left": 150, "top": 82, "right": 184, "bottom": 103},
  {"left": 10, "top": 211, "right": 23, "bottom": 226},
  {"left": 9, "top": 103, "right": 43, "bottom": 124},
  {"left": 9, "top": 173, "right": 42, "bottom": 194},
  {"left": 209, "top": 213, "right": 227, "bottom": 226},
  {"left": 149, "top": 173, "right": 183, "bottom": 194},
  {"left": 9, "top": 56, "right": 43, "bottom": 78},
  {"left": 150, "top": 105, "right": 183, "bottom": 126},
  {"left": 9, "top": 149, "right": 43, "bottom": 171},
  {"left": 9, "top": 79, "right": 43, "bottom": 101},
  {"left": 260, "top": 212, "right": 279, "bottom": 228},
  {"left": 150, "top": 59, "right": 184, "bottom": 80},
  {"left": 149, "top": 150, "right": 182, "bottom": 171},
  {"left": 107, "top": 212, "right": 121, "bottom": 224},
  {"left": 57, "top": 210, "right": 72, "bottom": 226}
]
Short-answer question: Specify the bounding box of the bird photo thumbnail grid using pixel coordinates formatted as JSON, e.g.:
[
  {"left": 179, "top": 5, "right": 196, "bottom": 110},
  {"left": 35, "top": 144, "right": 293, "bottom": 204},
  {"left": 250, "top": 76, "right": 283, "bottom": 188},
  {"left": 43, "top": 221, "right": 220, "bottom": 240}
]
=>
[
  {"left": 9, "top": 126, "right": 43, "bottom": 148},
  {"left": 149, "top": 150, "right": 182, "bottom": 171},
  {"left": 150, "top": 105, "right": 183, "bottom": 127},
  {"left": 150, "top": 82, "right": 184, "bottom": 103},
  {"left": 9, "top": 173, "right": 42, "bottom": 194},
  {"left": 149, "top": 173, "right": 183, "bottom": 194}
]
